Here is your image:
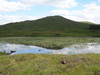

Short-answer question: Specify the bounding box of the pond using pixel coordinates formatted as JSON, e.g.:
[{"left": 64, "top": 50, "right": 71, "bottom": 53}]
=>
[{"left": 0, "top": 42, "right": 100, "bottom": 55}]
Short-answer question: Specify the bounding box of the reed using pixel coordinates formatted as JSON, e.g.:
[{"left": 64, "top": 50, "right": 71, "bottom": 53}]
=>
[{"left": 0, "top": 37, "right": 100, "bottom": 49}]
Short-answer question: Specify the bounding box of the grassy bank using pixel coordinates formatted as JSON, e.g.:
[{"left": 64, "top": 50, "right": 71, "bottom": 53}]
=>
[
  {"left": 0, "top": 54, "right": 100, "bottom": 75},
  {"left": 0, "top": 37, "right": 100, "bottom": 49},
  {"left": 0, "top": 52, "right": 10, "bottom": 55}
]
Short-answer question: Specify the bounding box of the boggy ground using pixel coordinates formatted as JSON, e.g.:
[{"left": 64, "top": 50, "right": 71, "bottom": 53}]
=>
[
  {"left": 0, "top": 53, "right": 100, "bottom": 75},
  {"left": 0, "top": 37, "right": 100, "bottom": 49},
  {"left": 0, "top": 37, "right": 100, "bottom": 75}
]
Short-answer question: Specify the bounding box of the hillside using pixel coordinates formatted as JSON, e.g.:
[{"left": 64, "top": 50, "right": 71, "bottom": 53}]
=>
[
  {"left": 0, "top": 15, "right": 99, "bottom": 37},
  {"left": 80, "top": 21, "right": 95, "bottom": 24}
]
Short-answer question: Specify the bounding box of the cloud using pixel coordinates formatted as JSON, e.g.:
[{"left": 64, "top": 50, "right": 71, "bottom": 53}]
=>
[
  {"left": 18, "top": 0, "right": 77, "bottom": 8},
  {"left": 51, "top": 3, "right": 100, "bottom": 24},
  {"left": 0, "top": 0, "right": 29, "bottom": 12},
  {"left": 51, "top": 10, "right": 70, "bottom": 16},
  {"left": 0, "top": 15, "right": 42, "bottom": 25},
  {"left": 1, "top": 0, "right": 100, "bottom": 25},
  {"left": 0, "top": 0, "right": 77, "bottom": 12}
]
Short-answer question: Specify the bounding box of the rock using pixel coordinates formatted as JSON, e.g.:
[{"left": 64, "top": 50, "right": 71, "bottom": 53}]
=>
[
  {"left": 11, "top": 51, "right": 16, "bottom": 53},
  {"left": 4, "top": 51, "right": 6, "bottom": 53},
  {"left": 60, "top": 60, "right": 66, "bottom": 64},
  {"left": 38, "top": 49, "right": 41, "bottom": 51}
]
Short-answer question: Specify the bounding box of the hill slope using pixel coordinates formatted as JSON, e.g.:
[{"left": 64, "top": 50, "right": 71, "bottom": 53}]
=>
[
  {"left": 80, "top": 21, "right": 95, "bottom": 24},
  {"left": 0, "top": 16, "right": 99, "bottom": 37}
]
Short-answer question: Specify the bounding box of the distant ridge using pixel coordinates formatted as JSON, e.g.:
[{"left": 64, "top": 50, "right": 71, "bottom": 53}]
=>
[
  {"left": 0, "top": 15, "right": 99, "bottom": 37},
  {"left": 80, "top": 21, "right": 95, "bottom": 24}
]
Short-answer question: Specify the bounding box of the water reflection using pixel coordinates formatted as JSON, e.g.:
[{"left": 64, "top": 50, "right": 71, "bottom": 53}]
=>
[{"left": 0, "top": 42, "right": 100, "bottom": 55}]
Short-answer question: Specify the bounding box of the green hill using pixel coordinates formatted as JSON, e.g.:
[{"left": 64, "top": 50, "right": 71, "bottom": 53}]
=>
[
  {"left": 0, "top": 15, "right": 99, "bottom": 37},
  {"left": 80, "top": 21, "right": 95, "bottom": 24}
]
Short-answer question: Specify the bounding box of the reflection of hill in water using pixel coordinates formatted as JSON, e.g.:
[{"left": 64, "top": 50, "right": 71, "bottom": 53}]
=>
[{"left": 0, "top": 43, "right": 100, "bottom": 55}]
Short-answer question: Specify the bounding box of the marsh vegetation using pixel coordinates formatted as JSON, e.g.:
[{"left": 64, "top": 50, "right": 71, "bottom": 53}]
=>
[
  {"left": 0, "top": 37, "right": 100, "bottom": 75},
  {"left": 0, "top": 37, "right": 100, "bottom": 49}
]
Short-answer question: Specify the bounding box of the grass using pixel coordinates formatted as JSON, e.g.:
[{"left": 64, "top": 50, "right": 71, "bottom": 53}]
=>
[
  {"left": 0, "top": 52, "right": 10, "bottom": 56},
  {"left": 0, "top": 54, "right": 100, "bottom": 75},
  {"left": 0, "top": 37, "right": 100, "bottom": 49}
]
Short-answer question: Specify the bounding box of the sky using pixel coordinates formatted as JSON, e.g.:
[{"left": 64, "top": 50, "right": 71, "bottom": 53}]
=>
[{"left": 0, "top": 0, "right": 100, "bottom": 25}]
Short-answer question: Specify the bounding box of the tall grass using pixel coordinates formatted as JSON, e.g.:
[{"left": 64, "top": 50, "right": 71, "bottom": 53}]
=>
[{"left": 0, "top": 37, "right": 100, "bottom": 49}]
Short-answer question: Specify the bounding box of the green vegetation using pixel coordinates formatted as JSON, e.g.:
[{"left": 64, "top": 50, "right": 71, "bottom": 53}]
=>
[
  {"left": 0, "top": 15, "right": 100, "bottom": 37},
  {"left": 0, "top": 54, "right": 100, "bottom": 75},
  {"left": 0, "top": 52, "right": 10, "bottom": 56},
  {"left": 0, "top": 37, "right": 100, "bottom": 49},
  {"left": 80, "top": 21, "right": 95, "bottom": 24},
  {"left": 89, "top": 25, "right": 100, "bottom": 30}
]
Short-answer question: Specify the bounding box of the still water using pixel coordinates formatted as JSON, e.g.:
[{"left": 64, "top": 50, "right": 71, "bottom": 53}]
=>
[{"left": 0, "top": 42, "right": 100, "bottom": 55}]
